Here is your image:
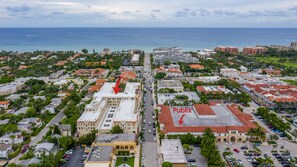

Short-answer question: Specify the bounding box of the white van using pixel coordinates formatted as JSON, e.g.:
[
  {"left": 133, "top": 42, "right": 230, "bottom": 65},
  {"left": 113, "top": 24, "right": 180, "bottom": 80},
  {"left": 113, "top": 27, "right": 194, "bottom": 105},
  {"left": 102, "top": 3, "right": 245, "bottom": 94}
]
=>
[
  {"left": 153, "top": 137, "right": 156, "bottom": 142},
  {"left": 148, "top": 129, "right": 151, "bottom": 134}
]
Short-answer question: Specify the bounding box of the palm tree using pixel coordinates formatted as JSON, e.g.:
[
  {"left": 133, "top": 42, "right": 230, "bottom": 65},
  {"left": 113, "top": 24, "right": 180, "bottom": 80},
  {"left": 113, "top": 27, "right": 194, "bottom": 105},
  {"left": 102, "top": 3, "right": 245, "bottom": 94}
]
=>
[
  {"left": 247, "top": 126, "right": 266, "bottom": 142},
  {"left": 10, "top": 135, "right": 16, "bottom": 145}
]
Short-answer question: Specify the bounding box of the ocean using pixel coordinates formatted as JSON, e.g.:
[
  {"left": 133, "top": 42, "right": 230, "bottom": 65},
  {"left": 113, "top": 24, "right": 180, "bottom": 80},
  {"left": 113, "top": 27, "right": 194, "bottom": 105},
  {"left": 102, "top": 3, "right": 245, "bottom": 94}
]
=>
[{"left": 0, "top": 28, "right": 296, "bottom": 52}]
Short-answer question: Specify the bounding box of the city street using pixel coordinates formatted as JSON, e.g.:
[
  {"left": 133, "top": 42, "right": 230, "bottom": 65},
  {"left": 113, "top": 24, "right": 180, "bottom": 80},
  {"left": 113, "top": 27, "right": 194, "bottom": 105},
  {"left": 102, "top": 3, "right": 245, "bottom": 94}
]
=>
[{"left": 141, "top": 53, "right": 160, "bottom": 167}]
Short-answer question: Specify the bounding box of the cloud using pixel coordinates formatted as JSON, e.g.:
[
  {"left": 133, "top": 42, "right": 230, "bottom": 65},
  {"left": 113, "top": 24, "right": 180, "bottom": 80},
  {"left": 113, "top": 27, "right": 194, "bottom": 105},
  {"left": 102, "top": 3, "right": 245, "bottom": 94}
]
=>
[
  {"left": 151, "top": 9, "right": 161, "bottom": 13},
  {"left": 50, "top": 12, "right": 64, "bottom": 15},
  {"left": 213, "top": 9, "right": 237, "bottom": 16},
  {"left": 151, "top": 14, "right": 156, "bottom": 18},
  {"left": 196, "top": 8, "right": 210, "bottom": 16},
  {"left": 6, "top": 5, "right": 31, "bottom": 13},
  {"left": 122, "top": 11, "right": 131, "bottom": 14}
]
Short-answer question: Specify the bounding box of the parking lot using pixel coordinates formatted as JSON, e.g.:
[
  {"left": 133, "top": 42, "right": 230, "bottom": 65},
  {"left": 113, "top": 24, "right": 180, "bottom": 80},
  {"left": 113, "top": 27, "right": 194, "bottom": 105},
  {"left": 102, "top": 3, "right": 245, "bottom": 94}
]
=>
[
  {"left": 66, "top": 146, "right": 84, "bottom": 167},
  {"left": 184, "top": 145, "right": 207, "bottom": 167}
]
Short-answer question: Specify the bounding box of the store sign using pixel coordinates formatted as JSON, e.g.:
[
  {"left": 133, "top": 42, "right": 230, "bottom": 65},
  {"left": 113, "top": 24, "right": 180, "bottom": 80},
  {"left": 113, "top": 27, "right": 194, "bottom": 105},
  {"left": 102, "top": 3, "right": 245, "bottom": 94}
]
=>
[{"left": 172, "top": 107, "right": 192, "bottom": 113}]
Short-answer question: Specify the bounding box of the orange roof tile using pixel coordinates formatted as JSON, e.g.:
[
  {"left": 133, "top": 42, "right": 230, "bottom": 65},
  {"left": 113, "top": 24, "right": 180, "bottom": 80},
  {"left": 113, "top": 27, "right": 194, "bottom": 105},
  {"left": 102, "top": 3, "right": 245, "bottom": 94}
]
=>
[
  {"left": 0, "top": 101, "right": 9, "bottom": 105},
  {"left": 189, "top": 64, "right": 205, "bottom": 69}
]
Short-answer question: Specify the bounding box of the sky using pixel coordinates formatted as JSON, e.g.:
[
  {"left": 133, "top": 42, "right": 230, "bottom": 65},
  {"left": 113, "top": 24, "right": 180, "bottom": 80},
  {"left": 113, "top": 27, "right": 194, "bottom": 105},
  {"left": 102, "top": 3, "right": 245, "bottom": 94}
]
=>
[{"left": 0, "top": 0, "right": 297, "bottom": 27}]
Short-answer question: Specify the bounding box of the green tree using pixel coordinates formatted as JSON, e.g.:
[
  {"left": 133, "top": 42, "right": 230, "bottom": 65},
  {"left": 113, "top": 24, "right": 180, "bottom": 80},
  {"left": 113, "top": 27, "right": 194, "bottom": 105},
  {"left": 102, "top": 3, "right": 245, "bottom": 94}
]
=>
[
  {"left": 162, "top": 162, "right": 173, "bottom": 167},
  {"left": 78, "top": 131, "right": 96, "bottom": 145},
  {"left": 25, "top": 107, "right": 36, "bottom": 117},
  {"left": 154, "top": 73, "right": 166, "bottom": 79},
  {"left": 164, "top": 61, "right": 171, "bottom": 65},
  {"left": 81, "top": 49, "right": 88, "bottom": 54},
  {"left": 110, "top": 125, "right": 124, "bottom": 134}
]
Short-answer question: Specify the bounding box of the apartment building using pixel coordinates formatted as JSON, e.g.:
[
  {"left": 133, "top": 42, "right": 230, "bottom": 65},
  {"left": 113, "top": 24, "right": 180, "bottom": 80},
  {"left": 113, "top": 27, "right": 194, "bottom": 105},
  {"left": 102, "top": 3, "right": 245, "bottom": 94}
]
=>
[
  {"left": 243, "top": 46, "right": 267, "bottom": 55},
  {"left": 220, "top": 68, "right": 240, "bottom": 78},
  {"left": 215, "top": 46, "right": 239, "bottom": 54},
  {"left": 197, "top": 49, "right": 216, "bottom": 59},
  {"left": 131, "top": 54, "right": 140, "bottom": 65},
  {"left": 77, "top": 82, "right": 141, "bottom": 137},
  {"left": 153, "top": 47, "right": 199, "bottom": 65},
  {"left": 155, "top": 64, "right": 183, "bottom": 78}
]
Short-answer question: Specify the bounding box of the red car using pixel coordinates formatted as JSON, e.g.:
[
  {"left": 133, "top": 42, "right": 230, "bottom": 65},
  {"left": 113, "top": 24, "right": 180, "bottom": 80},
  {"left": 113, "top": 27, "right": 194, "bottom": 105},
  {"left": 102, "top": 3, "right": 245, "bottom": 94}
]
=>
[
  {"left": 21, "top": 145, "right": 29, "bottom": 153},
  {"left": 233, "top": 148, "right": 240, "bottom": 153}
]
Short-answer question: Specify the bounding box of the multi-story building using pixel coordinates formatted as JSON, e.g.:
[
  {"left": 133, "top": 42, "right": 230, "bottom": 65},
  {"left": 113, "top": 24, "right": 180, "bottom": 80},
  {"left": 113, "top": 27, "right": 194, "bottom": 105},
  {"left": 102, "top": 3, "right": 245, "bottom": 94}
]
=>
[
  {"left": 161, "top": 139, "right": 187, "bottom": 167},
  {"left": 260, "top": 68, "right": 282, "bottom": 77},
  {"left": 84, "top": 134, "right": 136, "bottom": 167},
  {"left": 74, "top": 68, "right": 108, "bottom": 78},
  {"left": 0, "top": 144, "right": 12, "bottom": 159},
  {"left": 243, "top": 46, "right": 267, "bottom": 55},
  {"left": 100, "top": 48, "right": 111, "bottom": 56},
  {"left": 153, "top": 47, "right": 199, "bottom": 65},
  {"left": 220, "top": 68, "right": 240, "bottom": 78},
  {"left": 186, "top": 76, "right": 221, "bottom": 84},
  {"left": 243, "top": 83, "right": 297, "bottom": 109},
  {"left": 158, "top": 80, "right": 184, "bottom": 92},
  {"left": 197, "top": 49, "right": 216, "bottom": 59},
  {"left": 196, "top": 85, "right": 233, "bottom": 94},
  {"left": 130, "top": 54, "right": 140, "bottom": 66},
  {"left": 159, "top": 104, "right": 257, "bottom": 142},
  {"left": 291, "top": 42, "right": 297, "bottom": 50},
  {"left": 215, "top": 46, "right": 239, "bottom": 54},
  {"left": 77, "top": 82, "right": 141, "bottom": 137},
  {"left": 155, "top": 64, "right": 183, "bottom": 78}
]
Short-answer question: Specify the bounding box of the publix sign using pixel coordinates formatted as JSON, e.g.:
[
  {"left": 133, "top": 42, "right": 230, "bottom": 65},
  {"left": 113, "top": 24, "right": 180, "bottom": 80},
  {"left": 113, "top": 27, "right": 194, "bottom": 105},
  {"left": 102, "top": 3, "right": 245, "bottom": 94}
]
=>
[{"left": 172, "top": 107, "right": 192, "bottom": 113}]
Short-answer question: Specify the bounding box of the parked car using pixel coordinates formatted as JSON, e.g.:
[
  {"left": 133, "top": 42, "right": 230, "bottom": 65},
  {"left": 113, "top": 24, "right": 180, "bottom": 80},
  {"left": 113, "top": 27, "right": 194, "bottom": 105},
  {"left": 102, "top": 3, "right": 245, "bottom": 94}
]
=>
[
  {"left": 233, "top": 148, "right": 240, "bottom": 153},
  {"left": 21, "top": 145, "right": 29, "bottom": 153},
  {"left": 187, "top": 159, "right": 196, "bottom": 162}
]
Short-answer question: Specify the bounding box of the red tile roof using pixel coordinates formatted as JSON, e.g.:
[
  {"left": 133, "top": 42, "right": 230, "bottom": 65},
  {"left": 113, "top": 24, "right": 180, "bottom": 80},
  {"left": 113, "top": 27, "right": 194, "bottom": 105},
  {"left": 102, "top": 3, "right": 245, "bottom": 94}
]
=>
[
  {"left": 0, "top": 101, "right": 9, "bottom": 105},
  {"left": 189, "top": 64, "right": 205, "bottom": 69},
  {"left": 159, "top": 104, "right": 256, "bottom": 134},
  {"left": 193, "top": 104, "right": 215, "bottom": 115}
]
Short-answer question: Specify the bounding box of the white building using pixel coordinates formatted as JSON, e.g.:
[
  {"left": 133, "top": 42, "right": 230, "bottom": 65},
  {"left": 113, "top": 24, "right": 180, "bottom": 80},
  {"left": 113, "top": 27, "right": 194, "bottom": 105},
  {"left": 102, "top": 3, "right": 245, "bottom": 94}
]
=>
[
  {"left": 77, "top": 82, "right": 141, "bottom": 137},
  {"left": 13, "top": 107, "right": 30, "bottom": 116},
  {"left": 0, "top": 144, "right": 12, "bottom": 159},
  {"left": 161, "top": 139, "right": 187, "bottom": 166},
  {"left": 158, "top": 80, "right": 184, "bottom": 92},
  {"left": 220, "top": 68, "right": 240, "bottom": 78},
  {"left": 0, "top": 132, "right": 23, "bottom": 145},
  {"left": 131, "top": 54, "right": 140, "bottom": 66},
  {"left": 197, "top": 49, "right": 216, "bottom": 59},
  {"left": 186, "top": 76, "right": 221, "bottom": 84},
  {"left": 34, "top": 142, "right": 57, "bottom": 158},
  {"left": 240, "top": 66, "right": 248, "bottom": 72}
]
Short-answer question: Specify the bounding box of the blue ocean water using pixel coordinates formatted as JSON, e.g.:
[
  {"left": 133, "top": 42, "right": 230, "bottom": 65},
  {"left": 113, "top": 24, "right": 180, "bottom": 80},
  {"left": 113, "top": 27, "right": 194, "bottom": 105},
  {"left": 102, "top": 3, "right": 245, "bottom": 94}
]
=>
[{"left": 0, "top": 28, "right": 296, "bottom": 52}]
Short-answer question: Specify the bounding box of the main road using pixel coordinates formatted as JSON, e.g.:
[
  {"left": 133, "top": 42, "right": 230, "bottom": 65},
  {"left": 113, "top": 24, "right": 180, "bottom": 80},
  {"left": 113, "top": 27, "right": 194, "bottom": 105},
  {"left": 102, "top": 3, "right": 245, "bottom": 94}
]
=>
[{"left": 141, "top": 53, "right": 160, "bottom": 167}]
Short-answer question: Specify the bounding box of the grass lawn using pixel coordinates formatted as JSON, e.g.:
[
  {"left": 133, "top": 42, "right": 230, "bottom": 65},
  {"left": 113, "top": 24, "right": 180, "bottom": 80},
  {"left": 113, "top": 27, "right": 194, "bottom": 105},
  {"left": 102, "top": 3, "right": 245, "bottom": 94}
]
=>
[
  {"left": 267, "top": 141, "right": 277, "bottom": 145},
  {"left": 255, "top": 56, "right": 297, "bottom": 68},
  {"left": 115, "top": 156, "right": 135, "bottom": 167},
  {"left": 282, "top": 80, "right": 297, "bottom": 86}
]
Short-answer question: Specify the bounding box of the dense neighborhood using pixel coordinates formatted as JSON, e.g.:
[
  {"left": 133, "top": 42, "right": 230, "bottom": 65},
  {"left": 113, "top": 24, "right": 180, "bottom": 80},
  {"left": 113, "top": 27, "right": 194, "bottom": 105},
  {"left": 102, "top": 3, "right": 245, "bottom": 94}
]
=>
[{"left": 0, "top": 43, "right": 297, "bottom": 167}]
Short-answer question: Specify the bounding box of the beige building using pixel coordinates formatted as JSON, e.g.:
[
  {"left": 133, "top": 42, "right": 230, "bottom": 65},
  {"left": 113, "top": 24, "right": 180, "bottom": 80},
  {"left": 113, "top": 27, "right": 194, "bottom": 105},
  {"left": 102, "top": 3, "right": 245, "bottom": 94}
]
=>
[
  {"left": 131, "top": 54, "right": 140, "bottom": 66},
  {"left": 84, "top": 134, "right": 137, "bottom": 167},
  {"left": 77, "top": 82, "right": 141, "bottom": 137}
]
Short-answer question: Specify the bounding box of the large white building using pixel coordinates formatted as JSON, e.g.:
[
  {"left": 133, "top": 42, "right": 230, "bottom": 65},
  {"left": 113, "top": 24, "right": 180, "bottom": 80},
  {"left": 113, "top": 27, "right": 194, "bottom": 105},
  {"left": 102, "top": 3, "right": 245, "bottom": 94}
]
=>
[
  {"left": 77, "top": 82, "right": 141, "bottom": 137},
  {"left": 131, "top": 54, "right": 140, "bottom": 65}
]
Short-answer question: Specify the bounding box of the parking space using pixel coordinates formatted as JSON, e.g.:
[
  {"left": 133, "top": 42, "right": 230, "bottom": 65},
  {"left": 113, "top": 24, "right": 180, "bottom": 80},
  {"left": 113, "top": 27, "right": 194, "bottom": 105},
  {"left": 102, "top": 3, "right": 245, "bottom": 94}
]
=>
[
  {"left": 184, "top": 146, "right": 207, "bottom": 167},
  {"left": 65, "top": 146, "right": 85, "bottom": 167}
]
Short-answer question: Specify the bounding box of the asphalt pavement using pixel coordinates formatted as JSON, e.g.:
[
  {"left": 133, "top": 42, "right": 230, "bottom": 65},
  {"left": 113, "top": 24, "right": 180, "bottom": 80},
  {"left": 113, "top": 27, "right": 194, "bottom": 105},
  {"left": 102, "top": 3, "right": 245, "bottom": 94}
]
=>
[{"left": 142, "top": 53, "right": 160, "bottom": 167}]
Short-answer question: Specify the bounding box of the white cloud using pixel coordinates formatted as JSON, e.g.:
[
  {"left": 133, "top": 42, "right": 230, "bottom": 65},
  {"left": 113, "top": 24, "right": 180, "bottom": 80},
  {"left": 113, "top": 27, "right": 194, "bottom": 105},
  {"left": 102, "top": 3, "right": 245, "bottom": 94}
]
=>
[{"left": 0, "top": 0, "right": 296, "bottom": 27}]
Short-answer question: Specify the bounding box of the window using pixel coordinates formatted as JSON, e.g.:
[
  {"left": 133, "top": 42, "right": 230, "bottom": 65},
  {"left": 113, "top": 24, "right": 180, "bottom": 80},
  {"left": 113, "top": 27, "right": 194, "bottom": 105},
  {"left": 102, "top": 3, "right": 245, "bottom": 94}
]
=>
[
  {"left": 106, "top": 120, "right": 111, "bottom": 122},
  {"left": 104, "top": 124, "right": 110, "bottom": 127}
]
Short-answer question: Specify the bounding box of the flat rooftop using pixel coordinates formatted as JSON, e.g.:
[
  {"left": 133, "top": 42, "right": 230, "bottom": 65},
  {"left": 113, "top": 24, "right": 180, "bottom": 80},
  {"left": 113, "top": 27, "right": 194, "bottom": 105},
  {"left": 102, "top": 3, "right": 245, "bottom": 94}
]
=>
[
  {"left": 158, "top": 80, "right": 183, "bottom": 88},
  {"left": 95, "top": 134, "right": 136, "bottom": 143},
  {"left": 169, "top": 105, "right": 243, "bottom": 126},
  {"left": 86, "top": 146, "right": 113, "bottom": 162},
  {"left": 161, "top": 139, "right": 187, "bottom": 164},
  {"left": 113, "top": 99, "right": 137, "bottom": 122},
  {"left": 158, "top": 92, "right": 200, "bottom": 105},
  {"left": 99, "top": 106, "right": 117, "bottom": 130},
  {"left": 96, "top": 82, "right": 140, "bottom": 97}
]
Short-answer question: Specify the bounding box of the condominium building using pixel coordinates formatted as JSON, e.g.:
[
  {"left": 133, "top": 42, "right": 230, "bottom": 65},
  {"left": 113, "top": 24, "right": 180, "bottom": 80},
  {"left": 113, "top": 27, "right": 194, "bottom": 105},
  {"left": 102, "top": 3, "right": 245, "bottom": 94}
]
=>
[
  {"left": 215, "top": 46, "right": 239, "bottom": 54},
  {"left": 77, "top": 82, "right": 141, "bottom": 137},
  {"left": 153, "top": 47, "right": 199, "bottom": 65},
  {"left": 291, "top": 42, "right": 297, "bottom": 50},
  {"left": 155, "top": 64, "right": 183, "bottom": 78},
  {"left": 243, "top": 46, "right": 267, "bottom": 55},
  {"left": 197, "top": 49, "right": 216, "bottom": 59},
  {"left": 131, "top": 54, "right": 140, "bottom": 66}
]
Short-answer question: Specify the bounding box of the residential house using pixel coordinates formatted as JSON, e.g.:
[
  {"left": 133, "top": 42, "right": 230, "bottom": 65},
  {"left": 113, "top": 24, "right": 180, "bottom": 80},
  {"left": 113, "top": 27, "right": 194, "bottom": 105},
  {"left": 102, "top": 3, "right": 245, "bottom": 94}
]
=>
[
  {"left": 18, "top": 118, "right": 42, "bottom": 133},
  {"left": 0, "top": 101, "right": 9, "bottom": 109},
  {"left": 0, "top": 132, "right": 24, "bottom": 145},
  {"left": 42, "top": 98, "right": 62, "bottom": 114},
  {"left": 0, "top": 144, "right": 12, "bottom": 159},
  {"left": 34, "top": 142, "right": 57, "bottom": 158},
  {"left": 59, "top": 124, "right": 72, "bottom": 137}
]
